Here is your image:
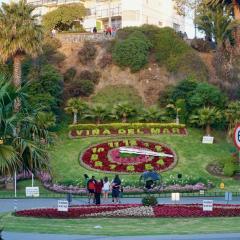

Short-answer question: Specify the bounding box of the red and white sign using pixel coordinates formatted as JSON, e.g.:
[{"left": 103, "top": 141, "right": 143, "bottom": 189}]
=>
[{"left": 234, "top": 124, "right": 240, "bottom": 150}]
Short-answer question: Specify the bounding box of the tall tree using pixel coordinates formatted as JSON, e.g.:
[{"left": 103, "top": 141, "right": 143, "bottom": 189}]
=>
[
  {"left": 0, "top": 0, "right": 42, "bottom": 89},
  {"left": 206, "top": 0, "right": 240, "bottom": 20},
  {"left": 42, "top": 4, "right": 87, "bottom": 31},
  {"left": 195, "top": 4, "right": 235, "bottom": 48}
]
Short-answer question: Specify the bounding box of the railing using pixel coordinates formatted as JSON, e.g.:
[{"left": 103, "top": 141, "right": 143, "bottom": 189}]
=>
[
  {"left": 90, "top": 5, "right": 121, "bottom": 18},
  {"left": 1, "top": 191, "right": 240, "bottom": 199},
  {"left": 27, "top": 0, "right": 84, "bottom": 6},
  {"left": 56, "top": 32, "right": 115, "bottom": 43}
]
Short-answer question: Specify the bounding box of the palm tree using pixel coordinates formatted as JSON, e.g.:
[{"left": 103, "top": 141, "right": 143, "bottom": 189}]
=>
[
  {"left": 65, "top": 98, "right": 88, "bottom": 124},
  {"left": 112, "top": 102, "right": 137, "bottom": 123},
  {"left": 83, "top": 104, "right": 109, "bottom": 124},
  {"left": 225, "top": 101, "right": 240, "bottom": 137},
  {"left": 0, "top": 76, "right": 49, "bottom": 183},
  {"left": 0, "top": 0, "right": 43, "bottom": 89},
  {"left": 166, "top": 104, "right": 181, "bottom": 124},
  {"left": 206, "top": 0, "right": 240, "bottom": 20},
  {"left": 138, "top": 106, "right": 168, "bottom": 123},
  {"left": 195, "top": 3, "right": 236, "bottom": 48},
  {"left": 190, "top": 107, "right": 222, "bottom": 135}
]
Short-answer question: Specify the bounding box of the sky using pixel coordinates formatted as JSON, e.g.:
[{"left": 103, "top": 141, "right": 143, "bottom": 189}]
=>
[{"left": 0, "top": 0, "right": 198, "bottom": 38}]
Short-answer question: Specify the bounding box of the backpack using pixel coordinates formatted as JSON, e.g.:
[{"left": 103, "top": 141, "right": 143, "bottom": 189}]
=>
[{"left": 88, "top": 180, "right": 95, "bottom": 190}]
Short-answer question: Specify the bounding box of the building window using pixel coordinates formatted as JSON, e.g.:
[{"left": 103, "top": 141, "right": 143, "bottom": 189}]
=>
[{"left": 173, "top": 23, "right": 180, "bottom": 32}]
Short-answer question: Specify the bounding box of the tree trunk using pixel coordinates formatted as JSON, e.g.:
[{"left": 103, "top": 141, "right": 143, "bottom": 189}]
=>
[
  {"left": 206, "top": 124, "right": 211, "bottom": 136},
  {"left": 233, "top": 0, "right": 240, "bottom": 20},
  {"left": 13, "top": 55, "right": 22, "bottom": 88},
  {"left": 96, "top": 118, "right": 100, "bottom": 125},
  {"left": 13, "top": 55, "right": 23, "bottom": 112},
  {"left": 233, "top": 0, "right": 240, "bottom": 49},
  {"left": 122, "top": 113, "right": 127, "bottom": 123},
  {"left": 73, "top": 112, "right": 77, "bottom": 124}
]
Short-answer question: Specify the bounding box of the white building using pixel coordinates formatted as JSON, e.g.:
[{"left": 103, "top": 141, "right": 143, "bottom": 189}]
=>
[{"left": 28, "top": 0, "right": 185, "bottom": 33}]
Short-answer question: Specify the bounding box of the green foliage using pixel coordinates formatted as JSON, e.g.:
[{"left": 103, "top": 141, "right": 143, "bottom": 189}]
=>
[
  {"left": 190, "top": 107, "right": 222, "bottom": 135},
  {"left": 26, "top": 64, "right": 63, "bottom": 114},
  {"left": 91, "top": 85, "right": 144, "bottom": 108},
  {"left": 112, "top": 31, "right": 152, "bottom": 72},
  {"left": 78, "top": 42, "right": 97, "bottom": 64},
  {"left": 42, "top": 4, "right": 86, "bottom": 31},
  {"left": 112, "top": 102, "right": 138, "bottom": 122},
  {"left": 189, "top": 82, "right": 226, "bottom": 109},
  {"left": 142, "top": 195, "right": 158, "bottom": 206},
  {"left": 223, "top": 158, "right": 237, "bottom": 177},
  {"left": 78, "top": 79, "right": 95, "bottom": 96},
  {"left": 115, "top": 25, "right": 208, "bottom": 80},
  {"left": 64, "top": 67, "right": 77, "bottom": 82},
  {"left": 195, "top": 3, "right": 235, "bottom": 47}
]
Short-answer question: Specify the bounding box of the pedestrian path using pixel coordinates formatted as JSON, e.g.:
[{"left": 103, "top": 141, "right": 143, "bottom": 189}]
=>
[
  {"left": 1, "top": 196, "right": 240, "bottom": 213},
  {"left": 3, "top": 232, "right": 240, "bottom": 240}
]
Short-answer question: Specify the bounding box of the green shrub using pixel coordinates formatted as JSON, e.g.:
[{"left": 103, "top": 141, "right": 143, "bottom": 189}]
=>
[
  {"left": 26, "top": 64, "right": 63, "bottom": 114},
  {"left": 142, "top": 195, "right": 158, "bottom": 206},
  {"left": 112, "top": 31, "right": 152, "bottom": 72},
  {"left": 69, "top": 122, "right": 186, "bottom": 131},
  {"left": 78, "top": 42, "right": 97, "bottom": 64},
  {"left": 115, "top": 25, "right": 208, "bottom": 81},
  {"left": 64, "top": 67, "right": 77, "bottom": 82},
  {"left": 223, "top": 159, "right": 237, "bottom": 177},
  {"left": 79, "top": 79, "right": 95, "bottom": 96}
]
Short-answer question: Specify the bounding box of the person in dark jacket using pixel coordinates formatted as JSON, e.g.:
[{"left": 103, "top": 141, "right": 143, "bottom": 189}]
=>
[
  {"left": 111, "top": 175, "right": 121, "bottom": 204},
  {"left": 95, "top": 179, "right": 103, "bottom": 205},
  {"left": 87, "top": 176, "right": 96, "bottom": 204}
]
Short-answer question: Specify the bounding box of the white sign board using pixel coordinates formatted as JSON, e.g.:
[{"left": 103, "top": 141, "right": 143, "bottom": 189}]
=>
[
  {"left": 202, "top": 136, "right": 214, "bottom": 144},
  {"left": 200, "top": 190, "right": 205, "bottom": 195},
  {"left": 25, "top": 187, "right": 39, "bottom": 197},
  {"left": 203, "top": 200, "right": 213, "bottom": 211},
  {"left": 171, "top": 193, "right": 180, "bottom": 201},
  {"left": 58, "top": 200, "right": 69, "bottom": 212},
  {"left": 234, "top": 124, "right": 240, "bottom": 150}
]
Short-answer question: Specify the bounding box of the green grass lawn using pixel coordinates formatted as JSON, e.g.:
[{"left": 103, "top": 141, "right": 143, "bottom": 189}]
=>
[
  {"left": 49, "top": 128, "right": 239, "bottom": 191},
  {"left": 2, "top": 213, "right": 240, "bottom": 236}
]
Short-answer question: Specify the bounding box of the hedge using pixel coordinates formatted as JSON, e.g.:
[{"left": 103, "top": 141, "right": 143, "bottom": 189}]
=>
[{"left": 69, "top": 123, "right": 186, "bottom": 131}]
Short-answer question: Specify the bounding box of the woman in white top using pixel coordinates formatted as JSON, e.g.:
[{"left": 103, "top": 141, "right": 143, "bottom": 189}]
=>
[{"left": 102, "top": 176, "right": 111, "bottom": 201}]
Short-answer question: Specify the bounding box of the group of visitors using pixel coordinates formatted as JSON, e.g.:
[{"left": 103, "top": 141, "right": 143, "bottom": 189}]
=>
[
  {"left": 84, "top": 174, "right": 122, "bottom": 205},
  {"left": 92, "top": 25, "right": 117, "bottom": 37}
]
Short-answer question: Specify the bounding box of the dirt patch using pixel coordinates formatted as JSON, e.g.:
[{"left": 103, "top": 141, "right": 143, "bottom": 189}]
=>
[{"left": 57, "top": 41, "right": 180, "bottom": 105}]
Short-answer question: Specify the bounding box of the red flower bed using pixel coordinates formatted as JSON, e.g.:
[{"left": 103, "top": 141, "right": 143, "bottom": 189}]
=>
[
  {"left": 15, "top": 204, "right": 240, "bottom": 218},
  {"left": 80, "top": 139, "right": 177, "bottom": 173}
]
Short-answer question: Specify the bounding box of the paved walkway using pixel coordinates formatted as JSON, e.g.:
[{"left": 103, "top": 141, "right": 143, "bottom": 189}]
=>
[
  {"left": 1, "top": 196, "right": 240, "bottom": 213},
  {"left": 3, "top": 232, "right": 240, "bottom": 240},
  {"left": 1, "top": 197, "right": 240, "bottom": 239}
]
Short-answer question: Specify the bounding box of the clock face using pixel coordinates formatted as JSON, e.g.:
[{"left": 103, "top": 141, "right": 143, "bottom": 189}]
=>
[{"left": 80, "top": 139, "right": 177, "bottom": 173}]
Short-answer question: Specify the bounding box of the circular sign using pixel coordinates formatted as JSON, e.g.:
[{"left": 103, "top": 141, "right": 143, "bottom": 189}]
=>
[{"left": 234, "top": 124, "right": 240, "bottom": 150}]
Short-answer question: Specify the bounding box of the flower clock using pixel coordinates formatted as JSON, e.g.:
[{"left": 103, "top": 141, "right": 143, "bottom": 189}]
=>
[{"left": 80, "top": 139, "right": 177, "bottom": 173}]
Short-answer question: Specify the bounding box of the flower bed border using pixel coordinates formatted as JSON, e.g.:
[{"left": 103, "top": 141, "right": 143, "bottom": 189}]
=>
[
  {"left": 79, "top": 138, "right": 178, "bottom": 174},
  {"left": 69, "top": 123, "right": 187, "bottom": 139},
  {"left": 15, "top": 203, "right": 240, "bottom": 219}
]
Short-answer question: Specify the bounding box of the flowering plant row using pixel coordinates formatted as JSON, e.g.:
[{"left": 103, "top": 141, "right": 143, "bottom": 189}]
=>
[
  {"left": 80, "top": 139, "right": 177, "bottom": 173},
  {"left": 69, "top": 123, "right": 187, "bottom": 138},
  {"left": 15, "top": 204, "right": 240, "bottom": 218}
]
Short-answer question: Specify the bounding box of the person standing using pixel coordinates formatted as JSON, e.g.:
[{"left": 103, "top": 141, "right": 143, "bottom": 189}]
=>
[
  {"left": 93, "top": 27, "right": 97, "bottom": 34},
  {"left": 95, "top": 179, "right": 103, "bottom": 205},
  {"left": 111, "top": 175, "right": 121, "bottom": 204},
  {"left": 102, "top": 177, "right": 111, "bottom": 202},
  {"left": 87, "top": 176, "right": 96, "bottom": 204}
]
